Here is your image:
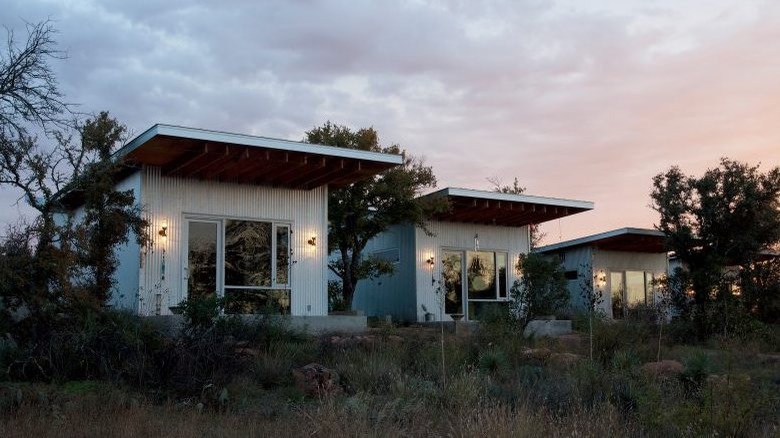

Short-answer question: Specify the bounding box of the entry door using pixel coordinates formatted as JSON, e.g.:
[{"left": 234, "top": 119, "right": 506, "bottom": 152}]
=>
[
  {"left": 442, "top": 250, "right": 465, "bottom": 316},
  {"left": 183, "top": 219, "right": 222, "bottom": 300}
]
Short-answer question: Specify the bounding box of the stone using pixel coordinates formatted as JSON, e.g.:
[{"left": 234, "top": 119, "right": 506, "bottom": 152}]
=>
[
  {"left": 292, "top": 363, "right": 343, "bottom": 397},
  {"left": 521, "top": 347, "right": 552, "bottom": 361},
  {"left": 641, "top": 360, "right": 684, "bottom": 378}
]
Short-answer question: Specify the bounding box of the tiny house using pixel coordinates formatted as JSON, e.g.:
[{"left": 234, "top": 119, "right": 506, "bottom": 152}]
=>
[
  {"left": 537, "top": 228, "right": 668, "bottom": 318},
  {"left": 352, "top": 188, "right": 593, "bottom": 322},
  {"left": 75, "top": 124, "right": 402, "bottom": 316}
]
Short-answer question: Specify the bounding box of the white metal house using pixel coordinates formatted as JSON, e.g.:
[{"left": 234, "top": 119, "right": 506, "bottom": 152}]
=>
[
  {"left": 86, "top": 124, "right": 401, "bottom": 316},
  {"left": 537, "top": 228, "right": 668, "bottom": 318},
  {"left": 352, "top": 188, "right": 593, "bottom": 322}
]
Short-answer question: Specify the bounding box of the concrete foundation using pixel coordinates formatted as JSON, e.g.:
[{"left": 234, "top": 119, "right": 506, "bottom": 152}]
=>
[{"left": 523, "top": 319, "right": 573, "bottom": 338}]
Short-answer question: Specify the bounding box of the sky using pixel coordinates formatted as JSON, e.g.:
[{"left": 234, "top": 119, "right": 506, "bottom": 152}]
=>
[{"left": 2, "top": 0, "right": 779, "bottom": 244}]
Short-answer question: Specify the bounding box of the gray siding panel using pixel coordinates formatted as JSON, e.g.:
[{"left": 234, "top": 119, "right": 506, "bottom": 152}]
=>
[
  {"left": 111, "top": 171, "right": 142, "bottom": 311},
  {"left": 352, "top": 224, "right": 417, "bottom": 321}
]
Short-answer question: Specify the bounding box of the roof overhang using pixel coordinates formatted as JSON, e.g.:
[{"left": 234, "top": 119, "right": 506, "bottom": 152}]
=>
[
  {"left": 538, "top": 227, "right": 667, "bottom": 254},
  {"left": 114, "top": 124, "right": 403, "bottom": 190},
  {"left": 420, "top": 187, "right": 593, "bottom": 227}
]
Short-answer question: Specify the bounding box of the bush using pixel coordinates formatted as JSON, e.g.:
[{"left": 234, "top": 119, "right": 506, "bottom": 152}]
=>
[
  {"left": 3, "top": 310, "right": 164, "bottom": 386},
  {"left": 510, "top": 253, "right": 569, "bottom": 328}
]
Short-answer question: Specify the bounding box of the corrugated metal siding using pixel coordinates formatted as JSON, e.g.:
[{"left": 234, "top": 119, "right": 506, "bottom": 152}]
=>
[
  {"left": 111, "top": 171, "right": 142, "bottom": 311},
  {"left": 139, "top": 166, "right": 328, "bottom": 316},
  {"left": 414, "top": 221, "right": 530, "bottom": 322},
  {"left": 593, "top": 249, "right": 668, "bottom": 315},
  {"left": 547, "top": 246, "right": 594, "bottom": 310},
  {"left": 352, "top": 224, "right": 417, "bottom": 321}
]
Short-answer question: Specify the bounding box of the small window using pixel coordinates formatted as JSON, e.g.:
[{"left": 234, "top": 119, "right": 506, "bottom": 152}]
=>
[
  {"left": 372, "top": 248, "right": 400, "bottom": 264},
  {"left": 564, "top": 270, "right": 578, "bottom": 280}
]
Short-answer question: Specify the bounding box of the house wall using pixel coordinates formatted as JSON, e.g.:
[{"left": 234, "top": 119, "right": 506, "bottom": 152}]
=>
[
  {"left": 139, "top": 166, "right": 328, "bottom": 316},
  {"left": 546, "top": 247, "right": 668, "bottom": 316},
  {"left": 111, "top": 170, "right": 142, "bottom": 311},
  {"left": 550, "top": 246, "right": 595, "bottom": 311},
  {"left": 351, "top": 223, "right": 417, "bottom": 321},
  {"left": 54, "top": 171, "right": 142, "bottom": 312},
  {"left": 414, "top": 221, "right": 530, "bottom": 322},
  {"left": 593, "top": 249, "right": 668, "bottom": 315}
]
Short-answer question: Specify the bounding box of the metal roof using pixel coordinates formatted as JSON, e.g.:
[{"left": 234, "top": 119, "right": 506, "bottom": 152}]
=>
[
  {"left": 537, "top": 227, "right": 667, "bottom": 254},
  {"left": 115, "top": 124, "right": 403, "bottom": 189},
  {"left": 420, "top": 187, "right": 593, "bottom": 227}
]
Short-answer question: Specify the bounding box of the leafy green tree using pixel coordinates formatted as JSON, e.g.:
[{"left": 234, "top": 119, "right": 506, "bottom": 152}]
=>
[
  {"left": 1, "top": 112, "right": 149, "bottom": 317},
  {"left": 651, "top": 158, "right": 780, "bottom": 335},
  {"left": 305, "top": 122, "right": 443, "bottom": 308},
  {"left": 0, "top": 18, "right": 149, "bottom": 325},
  {"left": 509, "top": 252, "right": 569, "bottom": 328}
]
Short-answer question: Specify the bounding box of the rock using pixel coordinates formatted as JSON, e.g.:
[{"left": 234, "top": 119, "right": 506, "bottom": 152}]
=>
[
  {"left": 641, "top": 360, "right": 684, "bottom": 378},
  {"left": 196, "top": 402, "right": 204, "bottom": 413},
  {"left": 292, "top": 363, "right": 343, "bottom": 397},
  {"left": 521, "top": 347, "right": 552, "bottom": 361}
]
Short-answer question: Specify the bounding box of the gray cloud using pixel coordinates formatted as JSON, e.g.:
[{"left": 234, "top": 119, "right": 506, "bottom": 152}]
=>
[{"left": 1, "top": 0, "right": 779, "bottom": 243}]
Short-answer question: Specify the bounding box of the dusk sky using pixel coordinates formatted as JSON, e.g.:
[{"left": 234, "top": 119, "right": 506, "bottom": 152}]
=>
[{"left": 2, "top": 0, "right": 779, "bottom": 244}]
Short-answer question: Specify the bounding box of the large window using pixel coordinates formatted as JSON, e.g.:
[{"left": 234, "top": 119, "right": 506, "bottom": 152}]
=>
[
  {"left": 609, "top": 270, "right": 661, "bottom": 319},
  {"left": 185, "top": 218, "right": 291, "bottom": 314},
  {"left": 442, "top": 250, "right": 508, "bottom": 320}
]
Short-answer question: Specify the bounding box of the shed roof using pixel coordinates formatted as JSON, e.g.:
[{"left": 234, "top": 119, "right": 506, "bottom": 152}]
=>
[
  {"left": 115, "top": 124, "right": 403, "bottom": 189},
  {"left": 537, "top": 227, "right": 667, "bottom": 254},
  {"left": 420, "top": 187, "right": 593, "bottom": 227}
]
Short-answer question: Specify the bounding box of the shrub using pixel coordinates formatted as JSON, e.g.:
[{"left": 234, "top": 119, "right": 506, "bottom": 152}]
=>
[
  {"left": 510, "top": 253, "right": 569, "bottom": 328},
  {"left": 3, "top": 310, "right": 164, "bottom": 386}
]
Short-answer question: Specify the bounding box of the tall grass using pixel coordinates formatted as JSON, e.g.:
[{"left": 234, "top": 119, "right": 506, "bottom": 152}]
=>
[{"left": 2, "top": 314, "right": 778, "bottom": 437}]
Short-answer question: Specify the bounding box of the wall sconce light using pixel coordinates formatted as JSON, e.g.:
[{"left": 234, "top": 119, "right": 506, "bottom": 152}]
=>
[
  {"left": 474, "top": 233, "right": 480, "bottom": 251},
  {"left": 307, "top": 236, "right": 317, "bottom": 246},
  {"left": 426, "top": 256, "right": 435, "bottom": 269},
  {"left": 158, "top": 222, "right": 168, "bottom": 238},
  {"left": 596, "top": 270, "right": 607, "bottom": 288}
]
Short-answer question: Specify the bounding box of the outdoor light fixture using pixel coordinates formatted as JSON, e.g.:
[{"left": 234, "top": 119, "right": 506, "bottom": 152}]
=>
[
  {"left": 426, "top": 256, "right": 435, "bottom": 269},
  {"left": 307, "top": 236, "right": 317, "bottom": 246},
  {"left": 158, "top": 223, "right": 168, "bottom": 238},
  {"left": 474, "top": 233, "right": 480, "bottom": 251},
  {"left": 596, "top": 270, "right": 607, "bottom": 288}
]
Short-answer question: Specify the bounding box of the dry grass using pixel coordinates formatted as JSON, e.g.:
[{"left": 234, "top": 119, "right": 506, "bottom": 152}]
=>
[{"left": 2, "top": 320, "right": 778, "bottom": 437}]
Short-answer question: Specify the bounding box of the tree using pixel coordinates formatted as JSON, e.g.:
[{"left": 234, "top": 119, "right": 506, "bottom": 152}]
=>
[
  {"left": 305, "top": 122, "right": 443, "bottom": 308},
  {"left": 1, "top": 111, "right": 149, "bottom": 315},
  {"left": 509, "top": 252, "right": 568, "bottom": 328},
  {"left": 0, "top": 19, "right": 148, "bottom": 326},
  {"left": 650, "top": 158, "right": 780, "bottom": 335},
  {"left": 1, "top": 20, "right": 69, "bottom": 137}
]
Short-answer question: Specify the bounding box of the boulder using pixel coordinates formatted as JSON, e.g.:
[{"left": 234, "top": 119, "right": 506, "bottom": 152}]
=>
[
  {"left": 521, "top": 347, "right": 552, "bottom": 361},
  {"left": 293, "top": 363, "right": 343, "bottom": 397}
]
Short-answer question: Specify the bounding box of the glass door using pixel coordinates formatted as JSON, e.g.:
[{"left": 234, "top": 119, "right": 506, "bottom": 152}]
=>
[
  {"left": 183, "top": 219, "right": 221, "bottom": 301},
  {"left": 442, "top": 250, "right": 464, "bottom": 316}
]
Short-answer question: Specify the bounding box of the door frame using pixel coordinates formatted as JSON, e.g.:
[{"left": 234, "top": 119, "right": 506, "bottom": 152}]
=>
[{"left": 182, "top": 217, "right": 224, "bottom": 300}]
